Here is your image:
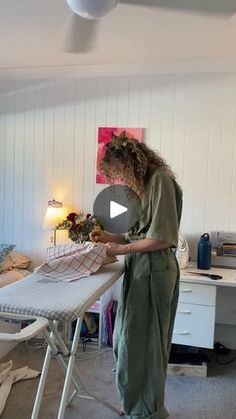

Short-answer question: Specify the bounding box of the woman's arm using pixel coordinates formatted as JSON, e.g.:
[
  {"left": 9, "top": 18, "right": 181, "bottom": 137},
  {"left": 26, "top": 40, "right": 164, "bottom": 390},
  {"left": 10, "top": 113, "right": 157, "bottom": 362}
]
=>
[
  {"left": 108, "top": 233, "right": 127, "bottom": 244},
  {"left": 90, "top": 230, "right": 127, "bottom": 244},
  {"left": 106, "top": 238, "right": 171, "bottom": 256}
]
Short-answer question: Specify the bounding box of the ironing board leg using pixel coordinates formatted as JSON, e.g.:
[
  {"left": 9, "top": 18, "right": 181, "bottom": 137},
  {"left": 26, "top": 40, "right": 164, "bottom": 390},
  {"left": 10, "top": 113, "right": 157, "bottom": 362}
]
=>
[
  {"left": 70, "top": 365, "right": 121, "bottom": 414},
  {"left": 49, "top": 320, "right": 114, "bottom": 408},
  {"left": 52, "top": 320, "right": 121, "bottom": 416},
  {"left": 31, "top": 318, "right": 121, "bottom": 419},
  {"left": 57, "top": 317, "right": 83, "bottom": 419},
  {"left": 66, "top": 360, "right": 121, "bottom": 413},
  {"left": 31, "top": 333, "right": 53, "bottom": 419},
  {"left": 43, "top": 326, "right": 80, "bottom": 397}
]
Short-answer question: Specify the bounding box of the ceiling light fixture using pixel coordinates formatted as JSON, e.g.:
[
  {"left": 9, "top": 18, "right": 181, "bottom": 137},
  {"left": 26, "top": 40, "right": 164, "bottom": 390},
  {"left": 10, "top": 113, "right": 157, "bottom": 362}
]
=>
[{"left": 66, "top": 0, "right": 118, "bottom": 19}]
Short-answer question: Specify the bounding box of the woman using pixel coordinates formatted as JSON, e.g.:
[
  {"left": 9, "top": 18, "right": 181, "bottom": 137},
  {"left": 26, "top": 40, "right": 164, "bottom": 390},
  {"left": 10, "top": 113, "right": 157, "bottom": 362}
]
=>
[{"left": 91, "top": 135, "right": 183, "bottom": 419}]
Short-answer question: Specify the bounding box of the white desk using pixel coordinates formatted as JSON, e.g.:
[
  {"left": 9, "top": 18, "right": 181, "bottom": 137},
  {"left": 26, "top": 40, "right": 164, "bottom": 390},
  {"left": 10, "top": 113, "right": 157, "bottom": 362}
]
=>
[
  {"left": 172, "top": 266, "right": 236, "bottom": 349},
  {"left": 180, "top": 266, "right": 236, "bottom": 287}
]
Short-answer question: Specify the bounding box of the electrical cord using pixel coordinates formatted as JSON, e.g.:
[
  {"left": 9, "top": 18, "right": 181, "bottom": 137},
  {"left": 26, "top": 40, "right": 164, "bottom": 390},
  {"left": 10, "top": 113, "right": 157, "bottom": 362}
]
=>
[
  {"left": 76, "top": 346, "right": 115, "bottom": 367},
  {"left": 76, "top": 347, "right": 110, "bottom": 360},
  {"left": 96, "top": 349, "right": 115, "bottom": 367},
  {"left": 215, "top": 352, "right": 236, "bottom": 365},
  {"left": 24, "top": 337, "right": 115, "bottom": 368},
  {"left": 25, "top": 338, "right": 46, "bottom": 350},
  {"left": 213, "top": 343, "right": 236, "bottom": 365}
]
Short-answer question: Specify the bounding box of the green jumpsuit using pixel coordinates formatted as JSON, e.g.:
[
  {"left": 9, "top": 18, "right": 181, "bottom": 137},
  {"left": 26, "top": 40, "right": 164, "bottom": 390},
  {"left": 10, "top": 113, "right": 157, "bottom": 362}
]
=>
[{"left": 113, "top": 169, "right": 183, "bottom": 419}]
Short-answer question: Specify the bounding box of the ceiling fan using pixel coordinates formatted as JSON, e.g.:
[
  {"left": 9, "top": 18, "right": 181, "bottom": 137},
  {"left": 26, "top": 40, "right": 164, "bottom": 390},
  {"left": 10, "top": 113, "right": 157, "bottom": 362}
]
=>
[{"left": 64, "top": 0, "right": 236, "bottom": 53}]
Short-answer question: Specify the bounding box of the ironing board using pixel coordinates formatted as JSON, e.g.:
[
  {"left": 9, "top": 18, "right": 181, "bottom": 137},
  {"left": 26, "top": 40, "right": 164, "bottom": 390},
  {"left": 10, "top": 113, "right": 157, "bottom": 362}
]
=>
[{"left": 0, "top": 256, "right": 125, "bottom": 419}]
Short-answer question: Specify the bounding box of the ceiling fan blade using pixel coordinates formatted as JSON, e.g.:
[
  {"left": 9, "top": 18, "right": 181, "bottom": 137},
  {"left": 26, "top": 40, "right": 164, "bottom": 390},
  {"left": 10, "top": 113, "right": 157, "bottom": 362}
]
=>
[
  {"left": 120, "top": 0, "right": 236, "bottom": 16},
  {"left": 64, "top": 14, "right": 98, "bottom": 53}
]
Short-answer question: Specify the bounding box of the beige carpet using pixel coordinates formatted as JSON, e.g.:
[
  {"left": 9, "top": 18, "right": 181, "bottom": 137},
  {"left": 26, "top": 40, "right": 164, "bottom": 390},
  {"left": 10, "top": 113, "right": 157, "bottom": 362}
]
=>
[{"left": 1, "top": 342, "right": 236, "bottom": 419}]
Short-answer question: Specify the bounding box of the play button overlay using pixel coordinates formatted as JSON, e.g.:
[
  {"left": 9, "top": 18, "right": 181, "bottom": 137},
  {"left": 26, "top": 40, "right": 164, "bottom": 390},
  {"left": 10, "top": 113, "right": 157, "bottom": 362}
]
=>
[
  {"left": 93, "top": 185, "right": 141, "bottom": 234},
  {"left": 110, "top": 201, "right": 128, "bottom": 219}
]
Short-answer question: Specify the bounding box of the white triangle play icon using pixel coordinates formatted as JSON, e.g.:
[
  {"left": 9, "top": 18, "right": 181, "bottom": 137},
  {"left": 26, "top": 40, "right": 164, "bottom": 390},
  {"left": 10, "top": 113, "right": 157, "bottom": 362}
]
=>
[{"left": 110, "top": 201, "right": 128, "bottom": 219}]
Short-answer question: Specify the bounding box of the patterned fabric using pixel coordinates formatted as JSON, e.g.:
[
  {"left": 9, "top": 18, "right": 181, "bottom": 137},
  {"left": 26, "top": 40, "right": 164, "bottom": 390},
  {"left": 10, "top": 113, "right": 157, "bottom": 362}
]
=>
[
  {"left": 47, "top": 242, "right": 90, "bottom": 261},
  {"left": 0, "top": 257, "right": 124, "bottom": 321},
  {"left": 35, "top": 242, "right": 108, "bottom": 282},
  {"left": 0, "top": 244, "right": 16, "bottom": 265}
]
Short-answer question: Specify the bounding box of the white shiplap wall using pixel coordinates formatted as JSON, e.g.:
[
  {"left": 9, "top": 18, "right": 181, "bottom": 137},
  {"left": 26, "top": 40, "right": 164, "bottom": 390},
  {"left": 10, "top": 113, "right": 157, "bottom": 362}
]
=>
[{"left": 1, "top": 72, "right": 236, "bottom": 264}]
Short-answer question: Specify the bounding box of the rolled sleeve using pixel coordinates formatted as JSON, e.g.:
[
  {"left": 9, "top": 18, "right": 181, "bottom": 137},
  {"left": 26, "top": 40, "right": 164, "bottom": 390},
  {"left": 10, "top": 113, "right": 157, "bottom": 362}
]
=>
[{"left": 146, "top": 173, "right": 180, "bottom": 247}]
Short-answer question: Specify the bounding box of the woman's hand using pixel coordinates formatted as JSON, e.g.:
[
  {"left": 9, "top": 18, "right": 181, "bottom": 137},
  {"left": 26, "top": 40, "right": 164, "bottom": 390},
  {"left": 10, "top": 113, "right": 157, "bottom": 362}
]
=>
[
  {"left": 90, "top": 229, "right": 112, "bottom": 244},
  {"left": 106, "top": 242, "right": 127, "bottom": 256}
]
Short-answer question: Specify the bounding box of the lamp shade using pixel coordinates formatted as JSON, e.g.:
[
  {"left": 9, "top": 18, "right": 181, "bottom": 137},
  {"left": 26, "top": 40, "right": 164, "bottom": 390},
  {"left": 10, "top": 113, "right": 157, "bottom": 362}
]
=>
[{"left": 43, "top": 199, "right": 67, "bottom": 229}]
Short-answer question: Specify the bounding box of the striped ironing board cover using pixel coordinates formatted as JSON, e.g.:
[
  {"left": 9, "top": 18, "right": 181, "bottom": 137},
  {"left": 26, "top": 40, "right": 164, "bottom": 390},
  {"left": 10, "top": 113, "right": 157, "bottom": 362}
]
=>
[{"left": 0, "top": 257, "right": 125, "bottom": 322}]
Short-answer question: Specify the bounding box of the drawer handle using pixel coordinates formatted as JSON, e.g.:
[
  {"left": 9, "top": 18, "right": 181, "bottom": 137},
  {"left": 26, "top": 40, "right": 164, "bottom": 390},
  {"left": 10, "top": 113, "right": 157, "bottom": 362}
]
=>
[
  {"left": 173, "top": 330, "right": 190, "bottom": 335},
  {"left": 177, "top": 310, "right": 192, "bottom": 314},
  {"left": 180, "top": 289, "right": 192, "bottom": 293}
]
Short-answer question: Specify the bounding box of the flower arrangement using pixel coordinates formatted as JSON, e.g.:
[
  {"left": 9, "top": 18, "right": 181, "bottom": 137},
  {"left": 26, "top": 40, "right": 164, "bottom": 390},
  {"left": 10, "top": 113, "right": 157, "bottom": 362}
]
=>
[{"left": 57, "top": 212, "right": 103, "bottom": 243}]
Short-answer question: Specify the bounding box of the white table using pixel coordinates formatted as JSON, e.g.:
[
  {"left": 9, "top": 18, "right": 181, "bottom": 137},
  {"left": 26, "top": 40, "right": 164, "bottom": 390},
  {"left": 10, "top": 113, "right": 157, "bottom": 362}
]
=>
[{"left": 173, "top": 266, "right": 236, "bottom": 349}]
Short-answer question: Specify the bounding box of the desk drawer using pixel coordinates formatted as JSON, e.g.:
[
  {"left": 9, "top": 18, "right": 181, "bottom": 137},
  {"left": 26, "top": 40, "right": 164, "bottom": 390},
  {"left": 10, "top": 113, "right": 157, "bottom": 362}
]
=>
[
  {"left": 179, "top": 282, "right": 216, "bottom": 306},
  {"left": 172, "top": 303, "right": 215, "bottom": 348}
]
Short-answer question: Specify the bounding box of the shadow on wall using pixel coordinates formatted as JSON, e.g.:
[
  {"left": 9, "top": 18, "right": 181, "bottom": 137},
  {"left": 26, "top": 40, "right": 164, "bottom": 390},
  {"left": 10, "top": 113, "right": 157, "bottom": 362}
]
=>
[{"left": 0, "top": 72, "right": 234, "bottom": 116}]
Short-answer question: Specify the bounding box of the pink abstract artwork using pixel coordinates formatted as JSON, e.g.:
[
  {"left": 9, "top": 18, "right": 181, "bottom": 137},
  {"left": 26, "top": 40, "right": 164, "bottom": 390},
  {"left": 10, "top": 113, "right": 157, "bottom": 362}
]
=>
[{"left": 96, "top": 127, "right": 144, "bottom": 184}]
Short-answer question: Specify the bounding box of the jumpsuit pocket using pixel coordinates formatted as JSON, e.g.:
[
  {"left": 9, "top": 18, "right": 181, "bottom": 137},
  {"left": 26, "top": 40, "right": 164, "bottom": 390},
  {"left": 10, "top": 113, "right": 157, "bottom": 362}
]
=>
[
  {"left": 150, "top": 249, "right": 176, "bottom": 272},
  {"left": 150, "top": 250, "right": 178, "bottom": 303},
  {"left": 151, "top": 269, "right": 178, "bottom": 304},
  {"left": 125, "top": 253, "right": 151, "bottom": 311}
]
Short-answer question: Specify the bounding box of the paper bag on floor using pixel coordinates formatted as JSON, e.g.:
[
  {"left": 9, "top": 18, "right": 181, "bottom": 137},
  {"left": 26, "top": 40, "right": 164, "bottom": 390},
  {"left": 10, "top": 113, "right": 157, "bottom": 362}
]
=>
[{"left": 0, "top": 361, "right": 40, "bottom": 415}]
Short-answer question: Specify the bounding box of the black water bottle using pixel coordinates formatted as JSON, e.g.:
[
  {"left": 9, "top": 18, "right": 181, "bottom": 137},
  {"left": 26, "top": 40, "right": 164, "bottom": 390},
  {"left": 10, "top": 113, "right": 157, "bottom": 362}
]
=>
[{"left": 197, "top": 233, "right": 212, "bottom": 270}]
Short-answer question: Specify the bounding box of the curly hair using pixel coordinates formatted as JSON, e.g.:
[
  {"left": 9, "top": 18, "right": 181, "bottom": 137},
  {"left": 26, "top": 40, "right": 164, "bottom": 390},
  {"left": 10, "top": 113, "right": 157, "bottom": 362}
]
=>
[{"left": 101, "top": 132, "right": 175, "bottom": 194}]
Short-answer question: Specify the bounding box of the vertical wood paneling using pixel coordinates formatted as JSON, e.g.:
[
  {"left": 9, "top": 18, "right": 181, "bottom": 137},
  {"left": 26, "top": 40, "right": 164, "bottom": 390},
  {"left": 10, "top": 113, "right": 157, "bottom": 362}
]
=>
[
  {"left": 229, "top": 78, "right": 236, "bottom": 230},
  {"left": 94, "top": 78, "right": 107, "bottom": 200},
  {"left": 171, "top": 77, "right": 187, "bottom": 185},
  {"left": 41, "top": 81, "right": 56, "bottom": 252},
  {"left": 127, "top": 77, "right": 140, "bottom": 126},
  {"left": 191, "top": 79, "right": 211, "bottom": 238},
  {"left": 205, "top": 78, "right": 224, "bottom": 231},
  {"left": 73, "top": 80, "right": 85, "bottom": 212},
  {"left": 182, "top": 79, "right": 200, "bottom": 236},
  {"left": 0, "top": 94, "right": 6, "bottom": 240},
  {"left": 117, "top": 77, "right": 129, "bottom": 126},
  {"left": 32, "top": 82, "right": 45, "bottom": 259},
  {"left": 83, "top": 79, "right": 96, "bottom": 213},
  {"left": 63, "top": 81, "right": 76, "bottom": 209},
  {"left": 138, "top": 76, "right": 152, "bottom": 144},
  {"left": 53, "top": 81, "right": 66, "bottom": 201},
  {"left": 149, "top": 76, "right": 164, "bottom": 151},
  {"left": 106, "top": 77, "right": 118, "bottom": 126},
  {"left": 43, "top": 81, "right": 55, "bottom": 204},
  {"left": 22, "top": 83, "right": 34, "bottom": 256},
  {"left": 1, "top": 72, "right": 236, "bottom": 262},
  {"left": 4, "top": 84, "right": 16, "bottom": 244},
  {"left": 218, "top": 77, "right": 236, "bottom": 230},
  {"left": 159, "top": 76, "right": 176, "bottom": 163},
  {"left": 13, "top": 80, "right": 25, "bottom": 249}
]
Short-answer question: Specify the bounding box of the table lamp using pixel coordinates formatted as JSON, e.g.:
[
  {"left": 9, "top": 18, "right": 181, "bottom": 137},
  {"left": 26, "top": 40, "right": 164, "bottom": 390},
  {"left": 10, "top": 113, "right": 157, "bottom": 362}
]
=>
[{"left": 43, "top": 199, "right": 67, "bottom": 246}]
